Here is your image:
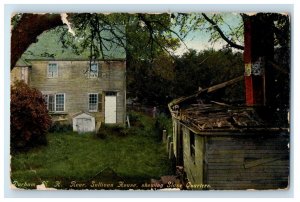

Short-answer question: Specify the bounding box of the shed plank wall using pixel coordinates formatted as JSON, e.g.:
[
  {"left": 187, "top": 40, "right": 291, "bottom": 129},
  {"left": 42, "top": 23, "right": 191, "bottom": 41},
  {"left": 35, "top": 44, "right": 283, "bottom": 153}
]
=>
[
  {"left": 182, "top": 126, "right": 204, "bottom": 184},
  {"left": 172, "top": 119, "right": 178, "bottom": 157},
  {"left": 205, "top": 134, "right": 289, "bottom": 190}
]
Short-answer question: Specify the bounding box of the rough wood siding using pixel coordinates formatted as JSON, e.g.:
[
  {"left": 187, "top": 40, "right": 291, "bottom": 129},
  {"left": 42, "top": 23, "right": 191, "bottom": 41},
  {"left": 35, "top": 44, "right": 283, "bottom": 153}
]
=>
[
  {"left": 29, "top": 60, "right": 126, "bottom": 124},
  {"left": 182, "top": 126, "right": 204, "bottom": 184},
  {"left": 172, "top": 119, "right": 177, "bottom": 157},
  {"left": 205, "top": 134, "right": 289, "bottom": 190},
  {"left": 172, "top": 119, "right": 184, "bottom": 165}
]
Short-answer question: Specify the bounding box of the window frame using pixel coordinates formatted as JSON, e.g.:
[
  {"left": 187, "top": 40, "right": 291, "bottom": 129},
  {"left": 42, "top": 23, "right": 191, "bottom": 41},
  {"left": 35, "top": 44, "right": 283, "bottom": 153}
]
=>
[
  {"left": 55, "top": 93, "right": 65, "bottom": 112},
  {"left": 88, "top": 62, "right": 99, "bottom": 78},
  {"left": 88, "top": 93, "right": 98, "bottom": 112},
  {"left": 47, "top": 62, "right": 58, "bottom": 78},
  {"left": 43, "top": 93, "right": 65, "bottom": 113}
]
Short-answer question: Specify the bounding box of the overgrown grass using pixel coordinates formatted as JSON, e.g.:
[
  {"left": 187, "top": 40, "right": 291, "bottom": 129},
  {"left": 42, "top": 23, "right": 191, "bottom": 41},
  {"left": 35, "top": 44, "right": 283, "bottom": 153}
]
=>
[{"left": 10, "top": 111, "right": 174, "bottom": 189}]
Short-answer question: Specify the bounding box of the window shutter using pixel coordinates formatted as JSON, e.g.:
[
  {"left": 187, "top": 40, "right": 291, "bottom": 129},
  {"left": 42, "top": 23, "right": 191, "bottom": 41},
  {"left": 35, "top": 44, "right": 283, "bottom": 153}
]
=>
[
  {"left": 96, "top": 62, "right": 99, "bottom": 78},
  {"left": 48, "top": 94, "right": 55, "bottom": 112},
  {"left": 98, "top": 63, "right": 101, "bottom": 78},
  {"left": 98, "top": 93, "right": 102, "bottom": 112}
]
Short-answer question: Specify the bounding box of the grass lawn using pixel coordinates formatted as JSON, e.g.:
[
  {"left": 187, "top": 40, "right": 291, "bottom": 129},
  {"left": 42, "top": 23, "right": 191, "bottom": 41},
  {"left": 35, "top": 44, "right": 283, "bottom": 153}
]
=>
[{"left": 10, "top": 112, "right": 174, "bottom": 189}]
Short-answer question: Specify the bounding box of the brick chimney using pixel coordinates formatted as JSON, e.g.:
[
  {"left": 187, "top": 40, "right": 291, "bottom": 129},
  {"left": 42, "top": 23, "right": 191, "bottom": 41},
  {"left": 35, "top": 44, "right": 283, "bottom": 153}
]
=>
[{"left": 243, "top": 14, "right": 274, "bottom": 106}]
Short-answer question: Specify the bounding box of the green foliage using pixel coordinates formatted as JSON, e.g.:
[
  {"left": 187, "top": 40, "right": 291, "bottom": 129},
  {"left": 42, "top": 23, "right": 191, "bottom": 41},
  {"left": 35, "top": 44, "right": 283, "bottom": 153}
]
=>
[
  {"left": 129, "top": 48, "right": 244, "bottom": 106},
  {"left": 10, "top": 81, "right": 52, "bottom": 153},
  {"left": 48, "top": 122, "right": 72, "bottom": 133},
  {"left": 95, "top": 129, "right": 108, "bottom": 139},
  {"left": 11, "top": 13, "right": 23, "bottom": 30},
  {"left": 127, "top": 54, "right": 176, "bottom": 107},
  {"left": 173, "top": 48, "right": 244, "bottom": 103},
  {"left": 95, "top": 124, "right": 130, "bottom": 139},
  {"left": 62, "top": 13, "right": 180, "bottom": 61},
  {"left": 203, "top": 13, "right": 244, "bottom": 46},
  {"left": 128, "top": 112, "right": 139, "bottom": 126},
  {"left": 155, "top": 113, "right": 172, "bottom": 136}
]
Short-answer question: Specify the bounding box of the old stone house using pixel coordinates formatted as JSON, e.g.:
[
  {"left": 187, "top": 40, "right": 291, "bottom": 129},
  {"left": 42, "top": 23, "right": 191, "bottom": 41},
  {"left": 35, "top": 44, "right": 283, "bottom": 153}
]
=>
[{"left": 11, "top": 27, "right": 126, "bottom": 132}]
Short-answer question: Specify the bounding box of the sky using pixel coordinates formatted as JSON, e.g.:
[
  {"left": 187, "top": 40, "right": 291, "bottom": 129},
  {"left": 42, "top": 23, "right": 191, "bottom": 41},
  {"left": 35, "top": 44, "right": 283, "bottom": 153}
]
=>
[{"left": 174, "top": 13, "right": 243, "bottom": 55}]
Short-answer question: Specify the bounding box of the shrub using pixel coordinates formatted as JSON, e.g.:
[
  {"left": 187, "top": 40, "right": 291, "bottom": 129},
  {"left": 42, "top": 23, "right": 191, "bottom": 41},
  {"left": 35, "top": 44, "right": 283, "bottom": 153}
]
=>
[
  {"left": 95, "top": 124, "right": 132, "bottom": 139},
  {"left": 128, "top": 112, "right": 138, "bottom": 125},
  {"left": 127, "top": 112, "right": 144, "bottom": 129},
  {"left": 95, "top": 130, "right": 108, "bottom": 139},
  {"left": 11, "top": 81, "right": 52, "bottom": 153},
  {"left": 120, "top": 127, "right": 137, "bottom": 137},
  {"left": 48, "top": 122, "right": 72, "bottom": 133},
  {"left": 155, "top": 113, "right": 172, "bottom": 134}
]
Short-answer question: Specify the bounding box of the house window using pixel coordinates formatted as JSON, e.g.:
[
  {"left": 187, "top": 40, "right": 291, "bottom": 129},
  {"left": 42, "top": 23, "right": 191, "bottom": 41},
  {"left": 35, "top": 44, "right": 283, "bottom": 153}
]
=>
[
  {"left": 47, "top": 63, "right": 58, "bottom": 78},
  {"left": 43, "top": 93, "right": 65, "bottom": 112},
  {"left": 89, "top": 63, "right": 98, "bottom": 78},
  {"left": 190, "top": 131, "right": 195, "bottom": 162},
  {"left": 89, "top": 93, "right": 98, "bottom": 112},
  {"left": 55, "top": 94, "right": 65, "bottom": 112}
]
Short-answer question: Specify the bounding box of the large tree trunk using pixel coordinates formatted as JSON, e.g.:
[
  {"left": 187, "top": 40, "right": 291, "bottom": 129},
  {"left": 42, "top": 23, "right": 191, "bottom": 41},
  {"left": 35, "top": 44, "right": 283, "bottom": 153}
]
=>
[{"left": 11, "top": 14, "right": 63, "bottom": 70}]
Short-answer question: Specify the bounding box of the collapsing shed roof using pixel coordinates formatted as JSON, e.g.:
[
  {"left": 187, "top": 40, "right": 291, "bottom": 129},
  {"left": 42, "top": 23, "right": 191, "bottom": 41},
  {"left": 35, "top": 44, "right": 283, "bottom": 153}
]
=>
[
  {"left": 168, "top": 76, "right": 288, "bottom": 133},
  {"left": 180, "top": 103, "right": 265, "bottom": 131}
]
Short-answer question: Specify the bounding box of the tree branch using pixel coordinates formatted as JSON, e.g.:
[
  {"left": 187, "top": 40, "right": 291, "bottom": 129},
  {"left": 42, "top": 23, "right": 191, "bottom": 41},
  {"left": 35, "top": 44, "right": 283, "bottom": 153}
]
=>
[
  {"left": 11, "top": 14, "right": 63, "bottom": 70},
  {"left": 149, "top": 19, "right": 189, "bottom": 50},
  {"left": 202, "top": 13, "right": 244, "bottom": 50}
]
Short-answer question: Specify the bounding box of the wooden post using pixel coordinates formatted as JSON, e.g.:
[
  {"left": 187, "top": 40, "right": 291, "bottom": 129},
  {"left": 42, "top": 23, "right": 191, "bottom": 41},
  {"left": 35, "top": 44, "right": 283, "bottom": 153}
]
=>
[
  {"left": 167, "top": 135, "right": 171, "bottom": 152},
  {"left": 162, "top": 130, "right": 167, "bottom": 143},
  {"left": 169, "top": 142, "right": 174, "bottom": 159},
  {"left": 126, "top": 115, "right": 130, "bottom": 128}
]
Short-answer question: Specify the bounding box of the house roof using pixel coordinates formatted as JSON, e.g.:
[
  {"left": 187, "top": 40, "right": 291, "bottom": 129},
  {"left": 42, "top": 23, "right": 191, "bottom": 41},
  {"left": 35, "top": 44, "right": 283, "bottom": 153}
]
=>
[
  {"left": 15, "top": 58, "right": 31, "bottom": 67},
  {"left": 73, "top": 112, "right": 94, "bottom": 119},
  {"left": 20, "top": 26, "right": 126, "bottom": 62}
]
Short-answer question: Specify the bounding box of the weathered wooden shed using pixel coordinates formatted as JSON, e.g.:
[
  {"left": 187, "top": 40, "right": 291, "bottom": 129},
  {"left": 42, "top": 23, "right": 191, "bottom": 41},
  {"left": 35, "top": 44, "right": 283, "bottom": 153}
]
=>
[{"left": 168, "top": 78, "right": 289, "bottom": 190}]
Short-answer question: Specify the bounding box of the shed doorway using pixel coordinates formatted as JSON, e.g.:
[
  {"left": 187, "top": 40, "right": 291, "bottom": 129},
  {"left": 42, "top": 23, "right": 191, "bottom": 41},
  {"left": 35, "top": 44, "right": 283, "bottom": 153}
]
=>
[
  {"left": 76, "top": 118, "right": 92, "bottom": 133},
  {"left": 73, "top": 113, "right": 95, "bottom": 133},
  {"left": 105, "top": 92, "right": 117, "bottom": 124}
]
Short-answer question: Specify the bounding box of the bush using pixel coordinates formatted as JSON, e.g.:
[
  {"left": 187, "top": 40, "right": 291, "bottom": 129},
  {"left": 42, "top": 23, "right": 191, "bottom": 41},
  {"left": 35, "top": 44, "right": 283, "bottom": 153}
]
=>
[
  {"left": 120, "top": 127, "right": 137, "bottom": 136},
  {"left": 95, "top": 130, "right": 108, "bottom": 139},
  {"left": 128, "top": 113, "right": 138, "bottom": 125},
  {"left": 11, "top": 81, "right": 52, "bottom": 153},
  {"left": 95, "top": 124, "right": 132, "bottom": 139},
  {"left": 127, "top": 112, "right": 144, "bottom": 129},
  {"left": 155, "top": 113, "right": 172, "bottom": 134},
  {"left": 49, "top": 122, "right": 72, "bottom": 133}
]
